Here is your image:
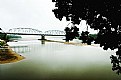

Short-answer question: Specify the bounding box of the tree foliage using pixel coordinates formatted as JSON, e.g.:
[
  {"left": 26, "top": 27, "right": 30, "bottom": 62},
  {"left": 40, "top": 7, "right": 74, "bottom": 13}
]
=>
[{"left": 52, "top": 0, "right": 121, "bottom": 74}]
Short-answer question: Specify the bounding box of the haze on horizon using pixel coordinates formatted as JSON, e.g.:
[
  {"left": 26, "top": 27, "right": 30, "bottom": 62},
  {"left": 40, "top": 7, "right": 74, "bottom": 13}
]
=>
[{"left": 0, "top": 0, "right": 97, "bottom": 34}]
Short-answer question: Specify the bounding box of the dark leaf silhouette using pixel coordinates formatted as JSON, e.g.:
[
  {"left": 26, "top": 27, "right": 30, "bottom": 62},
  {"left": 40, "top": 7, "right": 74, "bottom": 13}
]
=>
[{"left": 52, "top": 0, "right": 121, "bottom": 74}]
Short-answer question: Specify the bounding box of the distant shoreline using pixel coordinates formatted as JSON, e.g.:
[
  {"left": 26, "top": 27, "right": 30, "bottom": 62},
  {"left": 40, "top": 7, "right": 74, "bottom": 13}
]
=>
[{"left": 44, "top": 39, "right": 88, "bottom": 46}]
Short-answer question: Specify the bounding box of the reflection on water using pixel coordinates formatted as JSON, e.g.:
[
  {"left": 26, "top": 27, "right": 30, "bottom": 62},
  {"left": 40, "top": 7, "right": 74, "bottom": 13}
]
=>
[
  {"left": 10, "top": 46, "right": 30, "bottom": 53},
  {"left": 1, "top": 40, "right": 121, "bottom": 80},
  {"left": 10, "top": 40, "right": 46, "bottom": 53},
  {"left": 41, "top": 40, "right": 45, "bottom": 44}
]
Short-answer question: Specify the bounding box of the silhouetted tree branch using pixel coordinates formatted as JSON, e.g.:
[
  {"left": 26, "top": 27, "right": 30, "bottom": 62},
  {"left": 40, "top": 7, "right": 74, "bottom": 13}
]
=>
[{"left": 52, "top": 0, "right": 121, "bottom": 74}]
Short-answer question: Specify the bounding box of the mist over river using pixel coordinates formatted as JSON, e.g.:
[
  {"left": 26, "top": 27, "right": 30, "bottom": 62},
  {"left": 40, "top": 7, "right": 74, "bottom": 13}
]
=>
[{"left": 0, "top": 36, "right": 121, "bottom": 80}]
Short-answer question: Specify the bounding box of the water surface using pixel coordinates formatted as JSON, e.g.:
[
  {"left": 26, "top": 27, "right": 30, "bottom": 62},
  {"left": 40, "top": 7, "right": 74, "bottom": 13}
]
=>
[{"left": 0, "top": 39, "right": 121, "bottom": 80}]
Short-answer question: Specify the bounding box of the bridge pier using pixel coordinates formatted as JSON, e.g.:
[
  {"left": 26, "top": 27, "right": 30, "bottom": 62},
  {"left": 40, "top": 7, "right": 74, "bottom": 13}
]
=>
[{"left": 41, "top": 35, "right": 46, "bottom": 40}]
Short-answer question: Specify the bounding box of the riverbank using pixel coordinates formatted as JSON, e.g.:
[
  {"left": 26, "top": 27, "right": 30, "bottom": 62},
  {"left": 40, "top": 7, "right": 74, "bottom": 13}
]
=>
[
  {"left": 45, "top": 39, "right": 88, "bottom": 46},
  {"left": 0, "top": 46, "right": 25, "bottom": 64}
]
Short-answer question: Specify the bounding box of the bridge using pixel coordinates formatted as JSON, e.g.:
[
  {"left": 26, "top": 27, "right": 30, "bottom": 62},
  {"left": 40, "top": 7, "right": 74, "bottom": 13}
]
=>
[{"left": 0, "top": 28, "right": 66, "bottom": 40}]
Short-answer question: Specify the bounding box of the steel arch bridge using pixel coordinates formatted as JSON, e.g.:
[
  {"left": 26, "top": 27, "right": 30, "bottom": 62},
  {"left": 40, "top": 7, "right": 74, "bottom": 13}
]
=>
[
  {"left": 7, "top": 28, "right": 65, "bottom": 36},
  {"left": 44, "top": 30, "right": 65, "bottom": 35},
  {"left": 8, "top": 28, "right": 42, "bottom": 34}
]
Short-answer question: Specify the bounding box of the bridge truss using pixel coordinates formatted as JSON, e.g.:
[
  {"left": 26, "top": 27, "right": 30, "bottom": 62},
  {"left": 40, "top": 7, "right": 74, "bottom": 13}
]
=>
[
  {"left": 44, "top": 30, "right": 65, "bottom": 35},
  {"left": 8, "top": 28, "right": 42, "bottom": 34},
  {"left": 7, "top": 28, "right": 65, "bottom": 36}
]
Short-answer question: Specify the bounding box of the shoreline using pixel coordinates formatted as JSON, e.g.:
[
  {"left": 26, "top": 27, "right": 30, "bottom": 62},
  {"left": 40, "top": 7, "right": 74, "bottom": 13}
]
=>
[
  {"left": 0, "top": 46, "right": 25, "bottom": 64},
  {"left": 44, "top": 39, "right": 88, "bottom": 46}
]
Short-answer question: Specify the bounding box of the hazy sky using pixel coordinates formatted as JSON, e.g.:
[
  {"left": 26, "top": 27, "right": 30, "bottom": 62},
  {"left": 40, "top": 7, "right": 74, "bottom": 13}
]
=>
[{"left": 0, "top": 0, "right": 97, "bottom": 33}]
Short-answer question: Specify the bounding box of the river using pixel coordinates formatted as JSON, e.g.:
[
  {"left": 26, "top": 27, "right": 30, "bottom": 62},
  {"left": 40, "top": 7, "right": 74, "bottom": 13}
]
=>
[{"left": 0, "top": 36, "right": 121, "bottom": 80}]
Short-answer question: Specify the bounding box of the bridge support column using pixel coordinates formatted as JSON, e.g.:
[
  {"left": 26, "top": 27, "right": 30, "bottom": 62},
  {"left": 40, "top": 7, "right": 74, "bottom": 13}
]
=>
[{"left": 41, "top": 35, "right": 46, "bottom": 40}]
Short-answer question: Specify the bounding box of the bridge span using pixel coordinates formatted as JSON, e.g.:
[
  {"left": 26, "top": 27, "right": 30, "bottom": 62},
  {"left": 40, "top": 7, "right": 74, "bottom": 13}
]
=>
[
  {"left": 8, "top": 28, "right": 66, "bottom": 35},
  {"left": 5, "top": 32, "right": 65, "bottom": 36},
  {"left": 1, "top": 28, "right": 66, "bottom": 40}
]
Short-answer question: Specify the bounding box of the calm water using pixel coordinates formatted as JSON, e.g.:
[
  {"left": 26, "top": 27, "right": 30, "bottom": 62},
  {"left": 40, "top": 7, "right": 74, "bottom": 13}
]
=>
[{"left": 0, "top": 37, "right": 121, "bottom": 80}]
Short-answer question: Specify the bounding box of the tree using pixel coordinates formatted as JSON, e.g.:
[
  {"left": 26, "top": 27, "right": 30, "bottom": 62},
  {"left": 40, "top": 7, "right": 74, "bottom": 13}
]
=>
[
  {"left": 52, "top": 0, "right": 121, "bottom": 74},
  {"left": 0, "top": 40, "right": 6, "bottom": 47}
]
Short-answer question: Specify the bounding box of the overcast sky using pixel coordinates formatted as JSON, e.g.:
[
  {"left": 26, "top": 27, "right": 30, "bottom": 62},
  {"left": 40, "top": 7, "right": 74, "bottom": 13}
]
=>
[{"left": 0, "top": 0, "right": 97, "bottom": 33}]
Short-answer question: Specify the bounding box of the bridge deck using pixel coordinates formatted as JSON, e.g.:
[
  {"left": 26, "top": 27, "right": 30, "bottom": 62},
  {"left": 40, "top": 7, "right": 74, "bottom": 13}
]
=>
[{"left": 2, "top": 33, "right": 65, "bottom": 36}]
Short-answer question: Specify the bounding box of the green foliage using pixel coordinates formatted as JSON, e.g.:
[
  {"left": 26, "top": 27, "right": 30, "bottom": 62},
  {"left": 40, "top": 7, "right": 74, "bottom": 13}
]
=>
[
  {"left": 6, "top": 35, "right": 22, "bottom": 40},
  {"left": 0, "top": 33, "right": 6, "bottom": 40},
  {"left": 89, "top": 34, "right": 97, "bottom": 39},
  {"left": 0, "top": 34, "right": 21, "bottom": 40},
  {"left": 0, "top": 40, "right": 6, "bottom": 46}
]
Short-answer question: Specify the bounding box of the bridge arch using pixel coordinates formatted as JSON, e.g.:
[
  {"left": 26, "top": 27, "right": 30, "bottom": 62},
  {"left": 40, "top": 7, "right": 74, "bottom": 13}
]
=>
[
  {"left": 8, "top": 28, "right": 42, "bottom": 34},
  {"left": 44, "top": 30, "right": 65, "bottom": 35}
]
